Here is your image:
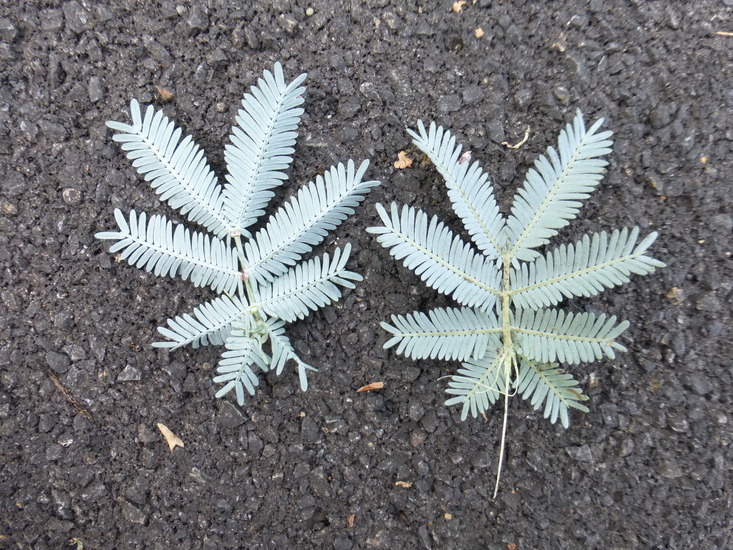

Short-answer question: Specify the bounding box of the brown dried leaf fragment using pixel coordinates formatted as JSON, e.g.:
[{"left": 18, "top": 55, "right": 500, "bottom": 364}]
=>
[
  {"left": 394, "top": 151, "right": 413, "bottom": 170},
  {"left": 667, "top": 287, "right": 684, "bottom": 305},
  {"left": 357, "top": 381, "right": 385, "bottom": 393},
  {"left": 157, "top": 423, "right": 184, "bottom": 451},
  {"left": 346, "top": 514, "right": 356, "bottom": 528},
  {"left": 154, "top": 86, "right": 175, "bottom": 102}
]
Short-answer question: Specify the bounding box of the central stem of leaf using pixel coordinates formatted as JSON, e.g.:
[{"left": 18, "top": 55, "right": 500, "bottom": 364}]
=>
[
  {"left": 233, "top": 234, "right": 262, "bottom": 322},
  {"left": 501, "top": 254, "right": 512, "bottom": 351}
]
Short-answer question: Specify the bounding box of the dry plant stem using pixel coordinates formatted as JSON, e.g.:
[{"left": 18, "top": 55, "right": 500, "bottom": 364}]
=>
[
  {"left": 494, "top": 251, "right": 514, "bottom": 498},
  {"left": 41, "top": 363, "right": 93, "bottom": 420},
  {"left": 495, "top": 374, "right": 510, "bottom": 499}
]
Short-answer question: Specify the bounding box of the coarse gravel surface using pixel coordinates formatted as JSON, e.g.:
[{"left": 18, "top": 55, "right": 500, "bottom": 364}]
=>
[{"left": 0, "top": 1, "right": 731, "bottom": 549}]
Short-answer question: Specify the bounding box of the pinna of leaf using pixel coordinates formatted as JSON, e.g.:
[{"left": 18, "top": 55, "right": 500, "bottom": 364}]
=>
[
  {"left": 96, "top": 63, "right": 380, "bottom": 405},
  {"left": 368, "top": 111, "right": 664, "bottom": 496}
]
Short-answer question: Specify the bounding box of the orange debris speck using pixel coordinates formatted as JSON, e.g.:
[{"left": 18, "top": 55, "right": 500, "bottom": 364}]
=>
[
  {"left": 154, "top": 86, "right": 175, "bottom": 101},
  {"left": 394, "top": 151, "right": 413, "bottom": 170},
  {"left": 357, "top": 381, "right": 385, "bottom": 393}
]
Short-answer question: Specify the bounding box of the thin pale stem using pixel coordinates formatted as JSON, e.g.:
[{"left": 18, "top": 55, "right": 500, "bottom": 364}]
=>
[
  {"left": 493, "top": 361, "right": 510, "bottom": 499},
  {"left": 493, "top": 253, "right": 514, "bottom": 498},
  {"left": 233, "top": 235, "right": 263, "bottom": 322}
]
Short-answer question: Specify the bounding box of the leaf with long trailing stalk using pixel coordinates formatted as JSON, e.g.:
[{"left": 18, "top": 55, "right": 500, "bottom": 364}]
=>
[{"left": 371, "top": 110, "right": 664, "bottom": 496}]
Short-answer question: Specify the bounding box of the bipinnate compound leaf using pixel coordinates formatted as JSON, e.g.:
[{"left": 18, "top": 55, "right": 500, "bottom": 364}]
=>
[
  {"left": 97, "top": 63, "right": 379, "bottom": 406},
  {"left": 370, "top": 110, "right": 664, "bottom": 495}
]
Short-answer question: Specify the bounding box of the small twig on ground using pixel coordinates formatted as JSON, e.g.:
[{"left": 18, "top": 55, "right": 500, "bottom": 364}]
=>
[
  {"left": 41, "top": 364, "right": 93, "bottom": 420},
  {"left": 502, "top": 126, "right": 531, "bottom": 149}
]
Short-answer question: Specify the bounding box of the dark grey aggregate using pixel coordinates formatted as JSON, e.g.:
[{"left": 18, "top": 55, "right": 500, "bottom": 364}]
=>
[{"left": 0, "top": 1, "right": 731, "bottom": 549}]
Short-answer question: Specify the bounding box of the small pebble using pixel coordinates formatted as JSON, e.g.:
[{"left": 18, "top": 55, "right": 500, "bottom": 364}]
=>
[
  {"left": 62, "top": 188, "right": 81, "bottom": 205},
  {"left": 0, "top": 18, "right": 17, "bottom": 42},
  {"left": 117, "top": 365, "right": 141, "bottom": 382},
  {"left": 46, "top": 351, "right": 71, "bottom": 374}
]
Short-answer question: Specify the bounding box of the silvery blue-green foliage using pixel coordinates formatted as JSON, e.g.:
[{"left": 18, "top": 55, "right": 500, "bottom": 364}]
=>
[
  {"left": 97, "top": 63, "right": 379, "bottom": 406},
  {"left": 368, "top": 111, "right": 664, "bottom": 494}
]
